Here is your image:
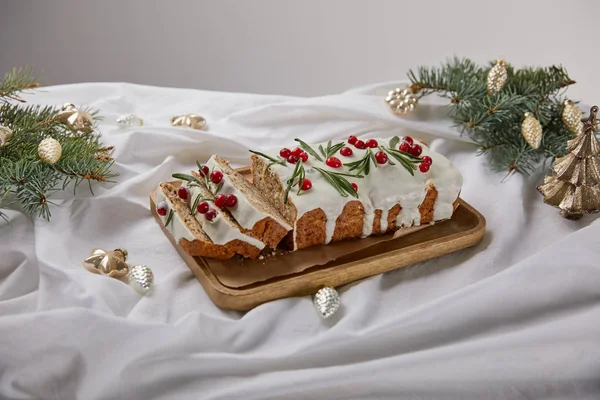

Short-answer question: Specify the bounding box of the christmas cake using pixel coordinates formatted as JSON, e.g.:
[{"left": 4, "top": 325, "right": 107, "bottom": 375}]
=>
[
  {"left": 154, "top": 135, "right": 463, "bottom": 258},
  {"left": 250, "top": 136, "right": 462, "bottom": 250}
]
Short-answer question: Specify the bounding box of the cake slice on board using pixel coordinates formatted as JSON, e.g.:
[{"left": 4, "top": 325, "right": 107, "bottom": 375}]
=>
[
  {"left": 205, "top": 155, "right": 293, "bottom": 248},
  {"left": 155, "top": 182, "right": 235, "bottom": 260}
]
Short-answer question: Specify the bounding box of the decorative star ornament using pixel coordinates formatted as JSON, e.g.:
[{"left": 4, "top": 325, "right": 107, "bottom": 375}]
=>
[
  {"left": 170, "top": 114, "right": 207, "bottom": 130},
  {"left": 56, "top": 103, "right": 94, "bottom": 134},
  {"left": 83, "top": 248, "right": 129, "bottom": 278}
]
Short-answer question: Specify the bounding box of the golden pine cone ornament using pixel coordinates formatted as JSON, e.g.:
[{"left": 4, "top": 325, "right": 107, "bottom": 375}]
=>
[
  {"left": 38, "top": 137, "right": 62, "bottom": 164},
  {"left": 562, "top": 100, "right": 583, "bottom": 136},
  {"left": 0, "top": 125, "right": 13, "bottom": 148},
  {"left": 385, "top": 86, "right": 418, "bottom": 115},
  {"left": 487, "top": 60, "right": 508, "bottom": 94},
  {"left": 521, "top": 112, "right": 543, "bottom": 149}
]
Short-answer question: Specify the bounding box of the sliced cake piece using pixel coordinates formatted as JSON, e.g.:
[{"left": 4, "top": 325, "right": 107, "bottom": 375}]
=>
[
  {"left": 205, "top": 155, "right": 293, "bottom": 248},
  {"left": 183, "top": 173, "right": 264, "bottom": 260},
  {"left": 155, "top": 182, "right": 235, "bottom": 260}
]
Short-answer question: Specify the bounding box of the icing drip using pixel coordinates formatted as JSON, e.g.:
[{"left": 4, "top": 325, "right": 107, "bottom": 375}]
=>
[
  {"left": 155, "top": 185, "right": 196, "bottom": 243},
  {"left": 267, "top": 137, "right": 463, "bottom": 248},
  {"left": 186, "top": 184, "right": 265, "bottom": 249}
]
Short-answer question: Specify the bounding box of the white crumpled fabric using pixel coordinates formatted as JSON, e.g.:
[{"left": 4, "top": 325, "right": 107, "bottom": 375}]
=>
[{"left": 1, "top": 82, "right": 599, "bottom": 400}]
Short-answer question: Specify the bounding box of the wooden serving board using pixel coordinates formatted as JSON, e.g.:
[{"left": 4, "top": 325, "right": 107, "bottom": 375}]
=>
[{"left": 150, "top": 167, "right": 486, "bottom": 311}]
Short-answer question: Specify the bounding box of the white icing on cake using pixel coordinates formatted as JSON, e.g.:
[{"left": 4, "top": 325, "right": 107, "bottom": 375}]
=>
[
  {"left": 266, "top": 137, "right": 463, "bottom": 248},
  {"left": 185, "top": 184, "right": 265, "bottom": 249},
  {"left": 206, "top": 156, "right": 293, "bottom": 232},
  {"left": 155, "top": 184, "right": 196, "bottom": 243}
]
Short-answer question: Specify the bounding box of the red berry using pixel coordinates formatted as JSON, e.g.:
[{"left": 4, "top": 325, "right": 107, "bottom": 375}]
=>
[
  {"left": 205, "top": 209, "right": 217, "bottom": 221},
  {"left": 300, "top": 152, "right": 309, "bottom": 162},
  {"left": 399, "top": 142, "right": 410, "bottom": 153},
  {"left": 157, "top": 206, "right": 167, "bottom": 216},
  {"left": 403, "top": 136, "right": 414, "bottom": 145},
  {"left": 178, "top": 186, "right": 189, "bottom": 200},
  {"left": 197, "top": 201, "right": 209, "bottom": 214},
  {"left": 419, "top": 163, "right": 430, "bottom": 173},
  {"left": 210, "top": 170, "right": 223, "bottom": 184},
  {"left": 225, "top": 194, "right": 238, "bottom": 207},
  {"left": 409, "top": 144, "right": 422, "bottom": 157},
  {"left": 339, "top": 146, "right": 353, "bottom": 157},
  {"left": 375, "top": 151, "right": 388, "bottom": 164},
  {"left": 355, "top": 140, "right": 366, "bottom": 149},
  {"left": 366, "top": 139, "right": 379, "bottom": 148},
  {"left": 348, "top": 135, "right": 358, "bottom": 145},
  {"left": 421, "top": 156, "right": 432, "bottom": 165},
  {"left": 351, "top": 183, "right": 358, "bottom": 192},
  {"left": 280, "top": 148, "right": 291, "bottom": 158},
  {"left": 214, "top": 194, "right": 227, "bottom": 208},
  {"left": 325, "top": 156, "right": 342, "bottom": 168},
  {"left": 287, "top": 154, "right": 299, "bottom": 164},
  {"left": 198, "top": 165, "right": 209, "bottom": 177},
  {"left": 292, "top": 148, "right": 303, "bottom": 157},
  {"left": 301, "top": 178, "right": 312, "bottom": 191}
]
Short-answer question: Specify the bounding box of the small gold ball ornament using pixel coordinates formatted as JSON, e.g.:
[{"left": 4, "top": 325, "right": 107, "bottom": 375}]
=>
[
  {"left": 38, "top": 137, "right": 62, "bottom": 164},
  {"left": 562, "top": 99, "right": 583, "bottom": 136},
  {"left": 521, "top": 112, "right": 543, "bottom": 149},
  {"left": 171, "top": 114, "right": 207, "bottom": 130},
  {"left": 487, "top": 59, "right": 508, "bottom": 94},
  {"left": 0, "top": 125, "right": 13, "bottom": 148},
  {"left": 385, "top": 86, "right": 418, "bottom": 115}
]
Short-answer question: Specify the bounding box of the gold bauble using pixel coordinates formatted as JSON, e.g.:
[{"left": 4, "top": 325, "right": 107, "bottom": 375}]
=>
[
  {"left": 0, "top": 125, "right": 13, "bottom": 148},
  {"left": 562, "top": 99, "right": 583, "bottom": 136},
  {"left": 83, "top": 248, "right": 129, "bottom": 278},
  {"left": 56, "top": 103, "right": 94, "bottom": 134},
  {"left": 521, "top": 112, "right": 542, "bottom": 149},
  {"left": 385, "top": 86, "right": 418, "bottom": 115},
  {"left": 38, "top": 137, "right": 62, "bottom": 164},
  {"left": 487, "top": 60, "right": 508, "bottom": 94},
  {"left": 171, "top": 114, "right": 207, "bottom": 130}
]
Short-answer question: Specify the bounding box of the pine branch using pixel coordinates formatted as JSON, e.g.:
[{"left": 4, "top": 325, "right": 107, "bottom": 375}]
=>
[
  {"left": 408, "top": 58, "right": 577, "bottom": 176},
  {"left": 0, "top": 67, "right": 116, "bottom": 221}
]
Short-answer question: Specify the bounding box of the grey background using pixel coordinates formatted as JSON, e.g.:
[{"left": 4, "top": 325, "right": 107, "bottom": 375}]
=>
[{"left": 1, "top": 0, "right": 599, "bottom": 102}]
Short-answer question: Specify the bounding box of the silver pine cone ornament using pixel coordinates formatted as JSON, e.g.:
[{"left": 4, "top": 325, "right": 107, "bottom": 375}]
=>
[
  {"left": 0, "top": 125, "right": 13, "bottom": 148},
  {"left": 562, "top": 100, "right": 583, "bottom": 136},
  {"left": 117, "top": 113, "right": 144, "bottom": 128},
  {"left": 521, "top": 112, "right": 543, "bottom": 149},
  {"left": 128, "top": 265, "right": 154, "bottom": 294},
  {"left": 385, "top": 86, "right": 418, "bottom": 115},
  {"left": 38, "top": 137, "right": 62, "bottom": 164},
  {"left": 487, "top": 59, "right": 508, "bottom": 94},
  {"left": 313, "top": 286, "right": 341, "bottom": 318}
]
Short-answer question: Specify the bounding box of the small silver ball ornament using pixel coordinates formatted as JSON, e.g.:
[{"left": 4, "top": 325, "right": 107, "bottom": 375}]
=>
[{"left": 313, "top": 286, "right": 341, "bottom": 319}]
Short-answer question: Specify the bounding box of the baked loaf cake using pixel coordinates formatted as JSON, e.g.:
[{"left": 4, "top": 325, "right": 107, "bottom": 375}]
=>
[
  {"left": 154, "top": 135, "right": 463, "bottom": 258},
  {"left": 251, "top": 136, "right": 462, "bottom": 250}
]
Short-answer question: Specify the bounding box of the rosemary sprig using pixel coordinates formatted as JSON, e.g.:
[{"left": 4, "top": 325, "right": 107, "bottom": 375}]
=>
[
  {"left": 191, "top": 193, "right": 202, "bottom": 213},
  {"left": 379, "top": 146, "right": 421, "bottom": 176},
  {"left": 295, "top": 138, "right": 323, "bottom": 162},
  {"left": 284, "top": 160, "right": 305, "bottom": 203},
  {"left": 250, "top": 150, "right": 286, "bottom": 166},
  {"left": 314, "top": 167, "right": 358, "bottom": 198},
  {"left": 165, "top": 209, "right": 174, "bottom": 227},
  {"left": 344, "top": 148, "right": 377, "bottom": 176},
  {"left": 389, "top": 136, "right": 400, "bottom": 149},
  {"left": 172, "top": 173, "right": 203, "bottom": 185},
  {"left": 317, "top": 139, "right": 346, "bottom": 159}
]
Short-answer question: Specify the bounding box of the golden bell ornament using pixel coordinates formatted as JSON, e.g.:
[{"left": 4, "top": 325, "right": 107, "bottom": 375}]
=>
[
  {"left": 38, "top": 137, "right": 62, "bottom": 164},
  {"left": 385, "top": 86, "right": 418, "bottom": 115},
  {"left": 171, "top": 114, "right": 207, "bottom": 130},
  {"left": 562, "top": 99, "right": 583, "bottom": 136},
  {"left": 521, "top": 112, "right": 543, "bottom": 149},
  {"left": 0, "top": 125, "right": 13, "bottom": 148},
  {"left": 487, "top": 60, "right": 508, "bottom": 94},
  {"left": 56, "top": 103, "right": 94, "bottom": 134},
  {"left": 83, "top": 248, "right": 130, "bottom": 278}
]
